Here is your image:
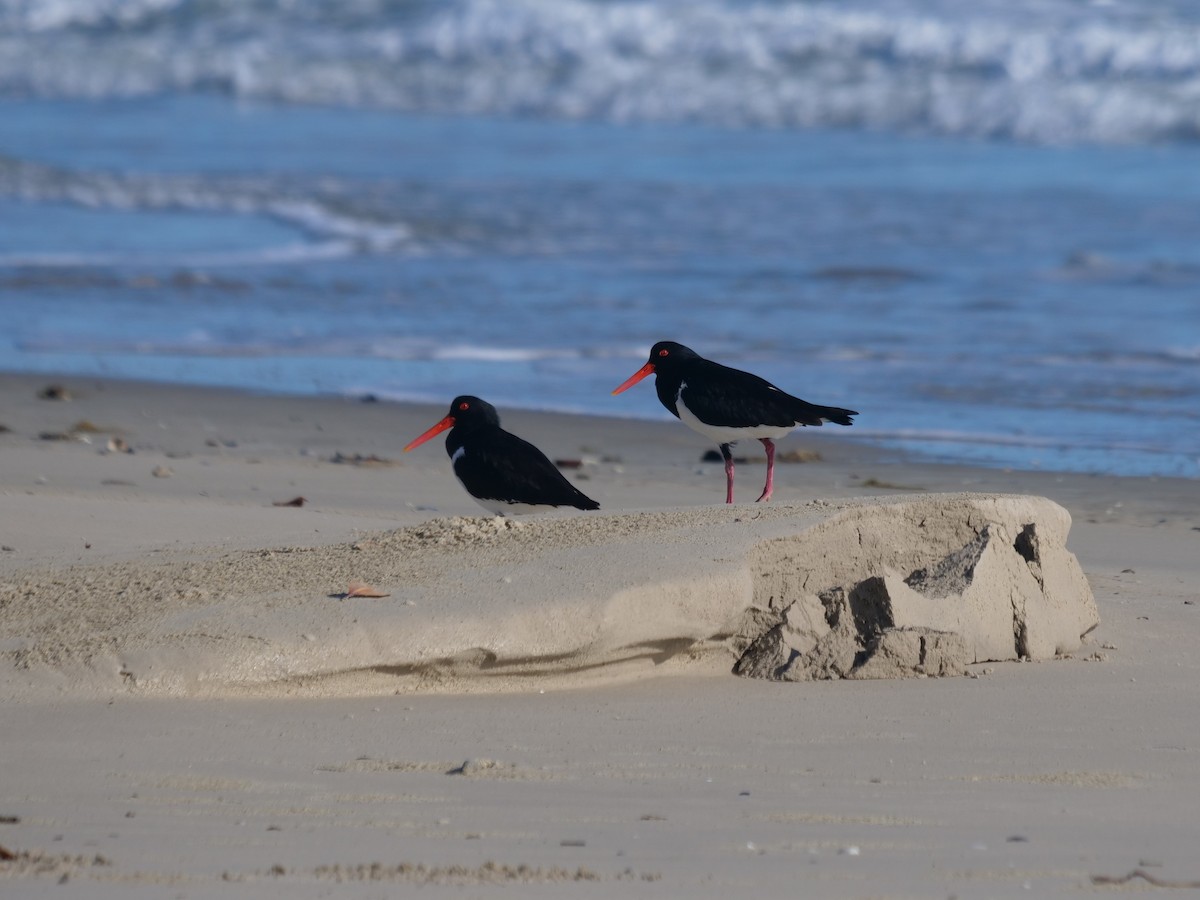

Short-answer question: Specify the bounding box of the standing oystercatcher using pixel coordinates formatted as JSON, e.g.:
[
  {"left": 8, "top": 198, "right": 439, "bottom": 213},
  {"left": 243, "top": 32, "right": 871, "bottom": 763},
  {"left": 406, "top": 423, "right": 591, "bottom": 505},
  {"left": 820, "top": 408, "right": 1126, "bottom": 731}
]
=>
[
  {"left": 612, "top": 341, "right": 857, "bottom": 504},
  {"left": 403, "top": 396, "right": 600, "bottom": 515}
]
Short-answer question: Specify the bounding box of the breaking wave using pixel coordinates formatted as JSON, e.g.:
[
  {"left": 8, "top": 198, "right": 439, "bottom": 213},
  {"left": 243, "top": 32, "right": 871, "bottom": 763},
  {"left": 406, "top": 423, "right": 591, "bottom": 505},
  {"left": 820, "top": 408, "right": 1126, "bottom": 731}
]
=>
[{"left": 3, "top": 0, "right": 1200, "bottom": 144}]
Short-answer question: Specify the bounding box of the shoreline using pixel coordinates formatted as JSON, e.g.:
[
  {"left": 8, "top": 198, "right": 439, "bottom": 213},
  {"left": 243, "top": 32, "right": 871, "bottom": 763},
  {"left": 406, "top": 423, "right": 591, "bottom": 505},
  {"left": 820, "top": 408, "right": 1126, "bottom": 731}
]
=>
[
  {"left": 3, "top": 370, "right": 1200, "bottom": 896},
  {"left": 2, "top": 366, "right": 1196, "bottom": 481}
]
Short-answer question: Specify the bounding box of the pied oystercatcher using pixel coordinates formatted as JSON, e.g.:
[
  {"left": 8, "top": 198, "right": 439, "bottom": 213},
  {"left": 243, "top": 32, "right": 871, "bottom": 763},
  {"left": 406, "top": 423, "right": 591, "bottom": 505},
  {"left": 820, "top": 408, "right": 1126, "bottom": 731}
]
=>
[
  {"left": 612, "top": 341, "right": 857, "bottom": 503},
  {"left": 403, "top": 395, "right": 600, "bottom": 515}
]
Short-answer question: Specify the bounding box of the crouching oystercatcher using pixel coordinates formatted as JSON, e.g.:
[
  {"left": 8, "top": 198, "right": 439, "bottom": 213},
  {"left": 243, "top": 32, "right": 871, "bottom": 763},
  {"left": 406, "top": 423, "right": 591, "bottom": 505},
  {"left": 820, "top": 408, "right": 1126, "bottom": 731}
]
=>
[
  {"left": 612, "top": 341, "right": 857, "bottom": 504},
  {"left": 403, "top": 395, "right": 600, "bottom": 515}
]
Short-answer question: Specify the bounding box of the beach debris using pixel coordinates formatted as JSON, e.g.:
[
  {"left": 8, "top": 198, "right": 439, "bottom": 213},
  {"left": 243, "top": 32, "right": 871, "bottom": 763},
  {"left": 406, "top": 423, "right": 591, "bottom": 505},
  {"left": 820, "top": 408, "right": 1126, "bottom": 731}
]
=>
[
  {"left": 205, "top": 438, "right": 238, "bottom": 448},
  {"left": 343, "top": 581, "right": 390, "bottom": 599},
  {"left": 555, "top": 455, "right": 601, "bottom": 470},
  {"left": 39, "top": 421, "right": 127, "bottom": 445},
  {"left": 291, "top": 860, "right": 620, "bottom": 884},
  {"left": 0, "top": 844, "right": 14, "bottom": 861},
  {"left": 106, "top": 436, "right": 132, "bottom": 454},
  {"left": 37, "top": 383, "right": 71, "bottom": 401},
  {"left": 858, "top": 476, "right": 927, "bottom": 491},
  {"left": 445, "top": 758, "right": 522, "bottom": 778},
  {"left": 701, "top": 449, "right": 747, "bottom": 464},
  {"left": 777, "top": 448, "right": 822, "bottom": 463},
  {"left": 0, "top": 423, "right": 11, "bottom": 433},
  {"left": 1091, "top": 869, "right": 1200, "bottom": 889},
  {"left": 152, "top": 465, "right": 173, "bottom": 478},
  {"left": 272, "top": 496, "right": 307, "bottom": 508},
  {"left": 328, "top": 452, "right": 399, "bottom": 467}
]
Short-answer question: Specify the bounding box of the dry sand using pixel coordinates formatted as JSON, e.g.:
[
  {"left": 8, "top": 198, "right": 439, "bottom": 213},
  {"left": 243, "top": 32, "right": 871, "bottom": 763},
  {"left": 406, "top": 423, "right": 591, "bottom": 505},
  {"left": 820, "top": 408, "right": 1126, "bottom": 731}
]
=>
[{"left": 2, "top": 372, "right": 1199, "bottom": 897}]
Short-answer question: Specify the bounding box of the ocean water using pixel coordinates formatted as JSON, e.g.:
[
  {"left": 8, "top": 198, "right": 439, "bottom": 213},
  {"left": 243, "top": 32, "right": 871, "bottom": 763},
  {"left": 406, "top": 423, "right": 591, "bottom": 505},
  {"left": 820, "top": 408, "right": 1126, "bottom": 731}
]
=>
[{"left": 1, "top": 0, "right": 1199, "bottom": 477}]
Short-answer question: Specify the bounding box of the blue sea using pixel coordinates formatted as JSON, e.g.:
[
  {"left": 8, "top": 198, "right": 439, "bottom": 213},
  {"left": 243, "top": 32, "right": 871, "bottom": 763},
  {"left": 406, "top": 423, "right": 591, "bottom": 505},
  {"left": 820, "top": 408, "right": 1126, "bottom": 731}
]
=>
[{"left": 2, "top": 0, "right": 1198, "bottom": 477}]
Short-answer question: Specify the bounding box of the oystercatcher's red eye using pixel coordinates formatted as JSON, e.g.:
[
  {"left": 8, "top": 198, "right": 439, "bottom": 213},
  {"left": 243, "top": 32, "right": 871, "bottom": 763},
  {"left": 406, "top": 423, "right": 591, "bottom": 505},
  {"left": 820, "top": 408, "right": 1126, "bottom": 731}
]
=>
[
  {"left": 658, "top": 349, "right": 669, "bottom": 357},
  {"left": 458, "top": 402, "right": 469, "bottom": 411}
]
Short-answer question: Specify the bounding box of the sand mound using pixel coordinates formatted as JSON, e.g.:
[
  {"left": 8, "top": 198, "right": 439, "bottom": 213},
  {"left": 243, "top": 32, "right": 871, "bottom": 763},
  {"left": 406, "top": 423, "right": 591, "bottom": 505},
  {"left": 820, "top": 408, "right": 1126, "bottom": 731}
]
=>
[
  {"left": 733, "top": 495, "right": 1098, "bottom": 680},
  {"left": 0, "top": 494, "right": 1097, "bottom": 699}
]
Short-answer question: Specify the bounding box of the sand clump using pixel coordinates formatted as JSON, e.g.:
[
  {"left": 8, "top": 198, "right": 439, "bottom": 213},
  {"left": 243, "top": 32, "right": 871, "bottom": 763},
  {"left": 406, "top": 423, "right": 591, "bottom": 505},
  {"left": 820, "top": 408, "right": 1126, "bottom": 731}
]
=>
[
  {"left": 733, "top": 495, "right": 1098, "bottom": 680},
  {"left": 0, "top": 495, "right": 1097, "bottom": 698}
]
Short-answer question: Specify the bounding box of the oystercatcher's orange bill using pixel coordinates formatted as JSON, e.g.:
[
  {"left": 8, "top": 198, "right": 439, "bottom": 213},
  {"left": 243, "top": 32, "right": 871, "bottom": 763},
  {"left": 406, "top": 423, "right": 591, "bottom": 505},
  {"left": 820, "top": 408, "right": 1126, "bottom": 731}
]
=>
[
  {"left": 403, "top": 415, "right": 455, "bottom": 451},
  {"left": 611, "top": 361, "right": 655, "bottom": 395}
]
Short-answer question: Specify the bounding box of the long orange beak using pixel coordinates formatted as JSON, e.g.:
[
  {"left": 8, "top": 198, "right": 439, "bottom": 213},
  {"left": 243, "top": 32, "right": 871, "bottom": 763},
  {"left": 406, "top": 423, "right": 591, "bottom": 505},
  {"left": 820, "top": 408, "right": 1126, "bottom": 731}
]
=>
[
  {"left": 611, "top": 361, "right": 655, "bottom": 395},
  {"left": 403, "top": 415, "right": 455, "bottom": 451}
]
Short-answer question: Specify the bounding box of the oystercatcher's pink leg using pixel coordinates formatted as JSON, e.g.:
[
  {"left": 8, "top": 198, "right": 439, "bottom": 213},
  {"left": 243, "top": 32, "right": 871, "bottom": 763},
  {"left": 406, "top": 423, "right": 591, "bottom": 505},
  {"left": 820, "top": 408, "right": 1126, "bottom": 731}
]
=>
[
  {"left": 719, "top": 443, "right": 735, "bottom": 504},
  {"left": 756, "top": 438, "right": 776, "bottom": 502}
]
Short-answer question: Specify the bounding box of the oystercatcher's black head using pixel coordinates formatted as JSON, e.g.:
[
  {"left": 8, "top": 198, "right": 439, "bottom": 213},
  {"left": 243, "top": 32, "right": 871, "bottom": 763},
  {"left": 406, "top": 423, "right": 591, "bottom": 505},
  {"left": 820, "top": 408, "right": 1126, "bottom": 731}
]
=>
[
  {"left": 611, "top": 341, "right": 700, "bottom": 394},
  {"left": 403, "top": 395, "right": 499, "bottom": 451}
]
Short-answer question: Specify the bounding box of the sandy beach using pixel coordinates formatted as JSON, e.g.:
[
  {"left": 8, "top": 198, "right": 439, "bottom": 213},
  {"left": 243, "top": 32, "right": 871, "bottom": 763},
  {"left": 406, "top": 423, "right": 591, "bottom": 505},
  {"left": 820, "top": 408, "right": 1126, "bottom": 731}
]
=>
[{"left": 2, "top": 372, "right": 1199, "bottom": 897}]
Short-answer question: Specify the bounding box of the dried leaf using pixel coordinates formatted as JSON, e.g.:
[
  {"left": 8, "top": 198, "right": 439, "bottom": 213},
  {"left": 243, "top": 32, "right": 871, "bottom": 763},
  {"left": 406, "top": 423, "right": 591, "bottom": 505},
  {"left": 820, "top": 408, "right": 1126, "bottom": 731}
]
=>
[{"left": 344, "top": 581, "right": 390, "bottom": 599}]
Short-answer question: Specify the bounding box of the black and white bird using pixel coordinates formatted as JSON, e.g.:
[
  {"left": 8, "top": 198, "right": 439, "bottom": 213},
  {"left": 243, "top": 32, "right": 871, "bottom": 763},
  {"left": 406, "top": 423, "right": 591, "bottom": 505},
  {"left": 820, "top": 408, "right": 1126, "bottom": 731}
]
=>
[
  {"left": 403, "top": 396, "right": 600, "bottom": 515},
  {"left": 612, "top": 341, "right": 857, "bottom": 504}
]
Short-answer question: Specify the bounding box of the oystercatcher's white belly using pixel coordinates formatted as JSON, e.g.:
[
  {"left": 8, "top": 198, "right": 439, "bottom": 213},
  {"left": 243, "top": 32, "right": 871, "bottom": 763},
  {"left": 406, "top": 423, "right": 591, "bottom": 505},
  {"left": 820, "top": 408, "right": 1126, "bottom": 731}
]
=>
[{"left": 676, "top": 386, "right": 797, "bottom": 444}]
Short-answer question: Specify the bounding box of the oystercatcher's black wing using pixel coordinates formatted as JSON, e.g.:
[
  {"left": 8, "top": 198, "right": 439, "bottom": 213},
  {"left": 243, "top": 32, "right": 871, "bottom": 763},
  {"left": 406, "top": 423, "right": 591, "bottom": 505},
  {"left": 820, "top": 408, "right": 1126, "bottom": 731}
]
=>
[
  {"left": 678, "top": 359, "right": 856, "bottom": 429},
  {"left": 454, "top": 428, "right": 599, "bottom": 510}
]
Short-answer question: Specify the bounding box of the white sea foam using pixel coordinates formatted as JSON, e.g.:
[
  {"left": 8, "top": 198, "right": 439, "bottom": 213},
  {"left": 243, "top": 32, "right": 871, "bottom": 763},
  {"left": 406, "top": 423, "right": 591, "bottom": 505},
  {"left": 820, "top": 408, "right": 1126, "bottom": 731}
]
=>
[
  {"left": 0, "top": 156, "right": 416, "bottom": 257},
  {"left": 15, "top": 334, "right": 591, "bottom": 364},
  {"left": 2, "top": 0, "right": 1200, "bottom": 144},
  {"left": 0, "top": 241, "right": 358, "bottom": 268}
]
